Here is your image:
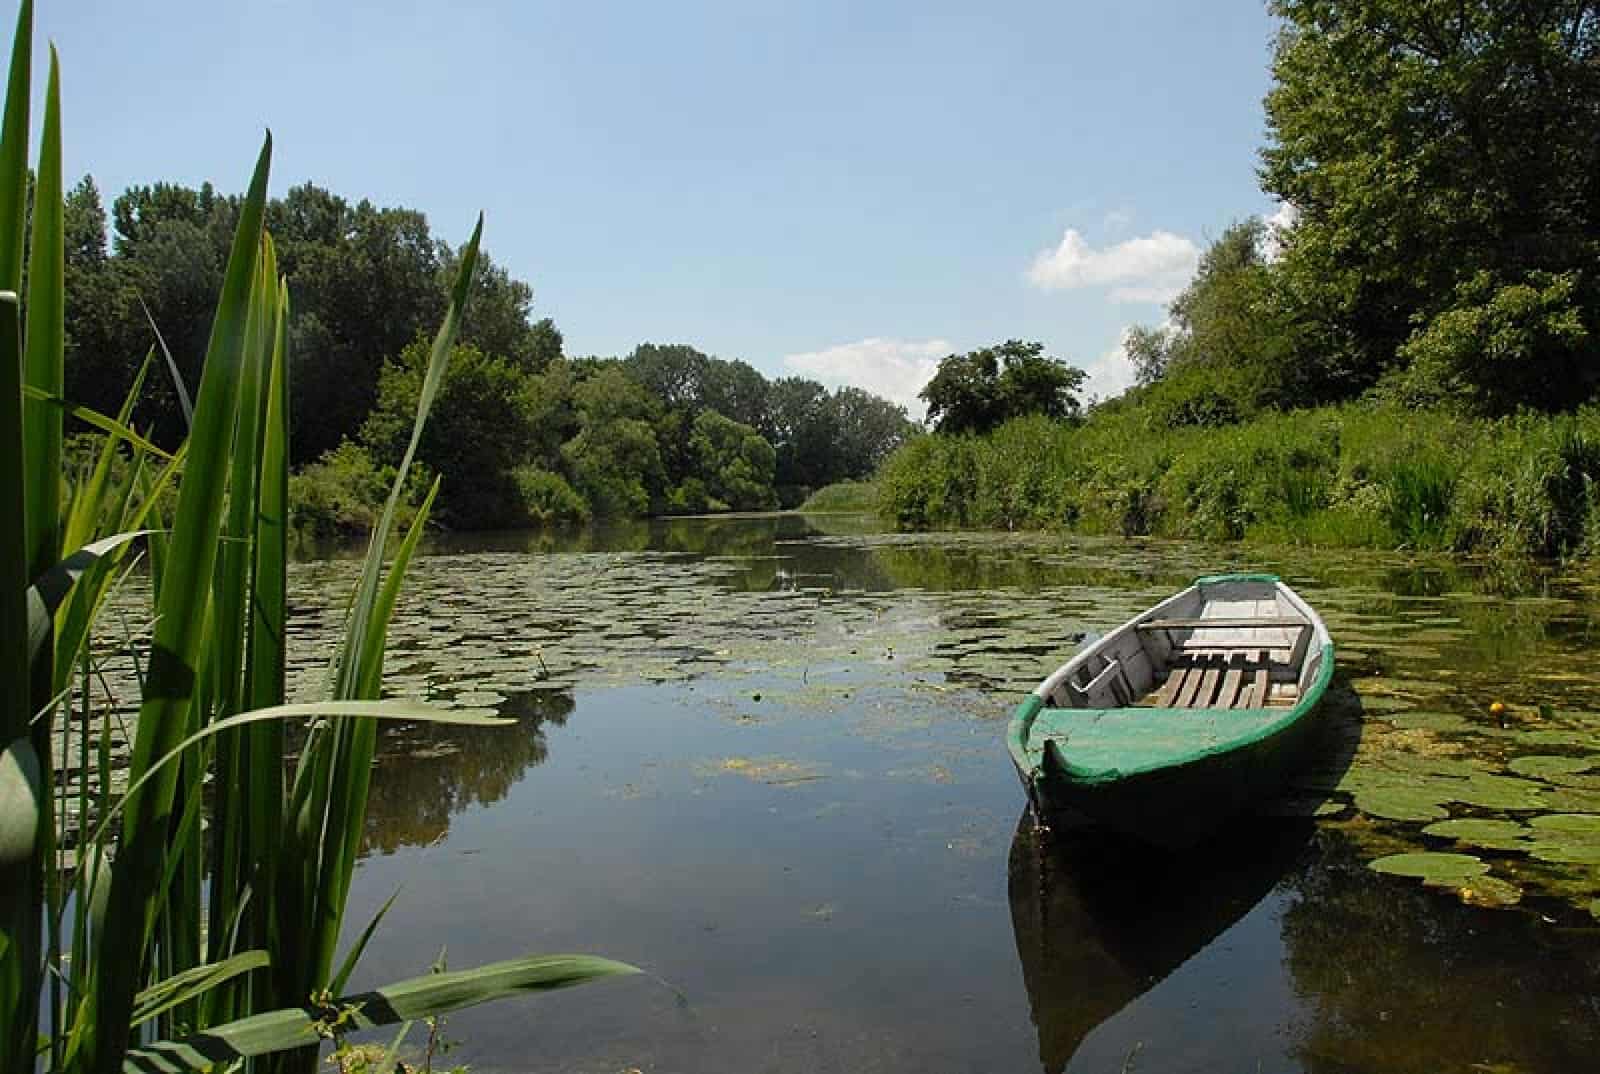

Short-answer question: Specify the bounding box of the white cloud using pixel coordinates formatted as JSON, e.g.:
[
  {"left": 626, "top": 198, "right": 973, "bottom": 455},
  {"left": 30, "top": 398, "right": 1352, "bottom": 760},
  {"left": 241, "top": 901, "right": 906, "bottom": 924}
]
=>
[
  {"left": 1261, "top": 201, "right": 1300, "bottom": 262},
  {"left": 1027, "top": 228, "right": 1200, "bottom": 305},
  {"left": 782, "top": 337, "right": 951, "bottom": 418}
]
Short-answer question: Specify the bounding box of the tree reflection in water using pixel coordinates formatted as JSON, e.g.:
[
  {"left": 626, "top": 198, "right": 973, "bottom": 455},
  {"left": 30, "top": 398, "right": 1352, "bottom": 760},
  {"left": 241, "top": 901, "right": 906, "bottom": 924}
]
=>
[
  {"left": 1281, "top": 831, "right": 1600, "bottom": 1074},
  {"left": 360, "top": 689, "right": 574, "bottom": 855},
  {"left": 1008, "top": 813, "right": 1313, "bottom": 1073}
]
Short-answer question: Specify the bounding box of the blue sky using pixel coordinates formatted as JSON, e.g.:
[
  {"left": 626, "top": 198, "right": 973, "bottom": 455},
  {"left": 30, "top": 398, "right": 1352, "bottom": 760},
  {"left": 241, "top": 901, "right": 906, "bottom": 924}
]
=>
[{"left": 32, "top": 0, "right": 1282, "bottom": 411}]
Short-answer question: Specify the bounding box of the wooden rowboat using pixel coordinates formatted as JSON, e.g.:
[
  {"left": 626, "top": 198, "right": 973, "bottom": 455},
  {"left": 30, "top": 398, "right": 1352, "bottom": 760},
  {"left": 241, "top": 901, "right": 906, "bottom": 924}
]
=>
[{"left": 1006, "top": 572, "right": 1334, "bottom": 847}]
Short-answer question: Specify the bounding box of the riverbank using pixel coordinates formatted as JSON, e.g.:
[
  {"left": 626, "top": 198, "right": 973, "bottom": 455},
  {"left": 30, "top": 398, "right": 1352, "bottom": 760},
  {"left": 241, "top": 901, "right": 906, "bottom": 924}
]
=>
[{"left": 874, "top": 403, "right": 1600, "bottom": 561}]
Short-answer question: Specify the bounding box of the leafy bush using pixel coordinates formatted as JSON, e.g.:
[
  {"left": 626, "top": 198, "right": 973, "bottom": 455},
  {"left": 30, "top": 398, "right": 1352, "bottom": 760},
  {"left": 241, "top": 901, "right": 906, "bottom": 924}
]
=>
[
  {"left": 289, "top": 440, "right": 427, "bottom": 539},
  {"left": 874, "top": 399, "right": 1600, "bottom": 562},
  {"left": 513, "top": 465, "right": 589, "bottom": 525}
]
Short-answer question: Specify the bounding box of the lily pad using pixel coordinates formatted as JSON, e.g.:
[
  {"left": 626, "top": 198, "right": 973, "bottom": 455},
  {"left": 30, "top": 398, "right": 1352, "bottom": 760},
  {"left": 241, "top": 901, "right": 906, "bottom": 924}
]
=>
[
  {"left": 1447, "top": 773, "right": 1548, "bottom": 812},
  {"left": 1422, "top": 818, "right": 1530, "bottom": 851},
  {"left": 1369, "top": 851, "right": 1489, "bottom": 883},
  {"left": 1354, "top": 785, "right": 1449, "bottom": 822},
  {"left": 1508, "top": 755, "right": 1595, "bottom": 781},
  {"left": 1457, "top": 875, "right": 1523, "bottom": 908}
]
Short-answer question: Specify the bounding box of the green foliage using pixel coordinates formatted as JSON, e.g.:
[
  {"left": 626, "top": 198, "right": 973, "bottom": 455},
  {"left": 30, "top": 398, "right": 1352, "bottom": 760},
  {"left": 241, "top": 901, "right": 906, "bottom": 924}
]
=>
[
  {"left": 876, "top": 399, "right": 1600, "bottom": 562},
  {"left": 513, "top": 466, "right": 590, "bottom": 525},
  {"left": 288, "top": 441, "right": 428, "bottom": 541},
  {"left": 1390, "top": 271, "right": 1590, "bottom": 413},
  {"left": 919, "top": 339, "right": 1087, "bottom": 435},
  {"left": 690, "top": 409, "right": 777, "bottom": 511},
  {"left": 1261, "top": 0, "right": 1600, "bottom": 409},
  {"left": 799, "top": 480, "right": 879, "bottom": 512},
  {"left": 364, "top": 340, "right": 535, "bottom": 529},
  {"left": 0, "top": 14, "right": 633, "bottom": 1069}
]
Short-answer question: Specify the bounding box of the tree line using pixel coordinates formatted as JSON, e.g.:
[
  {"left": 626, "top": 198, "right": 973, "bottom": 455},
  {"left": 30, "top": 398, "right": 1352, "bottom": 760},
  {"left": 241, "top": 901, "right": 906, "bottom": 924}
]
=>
[{"left": 57, "top": 179, "right": 916, "bottom": 531}]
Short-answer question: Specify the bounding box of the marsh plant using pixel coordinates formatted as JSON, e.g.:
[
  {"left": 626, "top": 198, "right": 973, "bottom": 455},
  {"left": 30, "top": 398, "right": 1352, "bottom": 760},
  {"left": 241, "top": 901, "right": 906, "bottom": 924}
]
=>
[{"left": 0, "top": 4, "right": 632, "bottom": 1072}]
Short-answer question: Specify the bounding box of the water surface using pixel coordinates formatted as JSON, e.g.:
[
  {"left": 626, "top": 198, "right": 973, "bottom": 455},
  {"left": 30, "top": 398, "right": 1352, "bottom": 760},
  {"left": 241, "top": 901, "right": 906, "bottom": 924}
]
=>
[{"left": 294, "top": 517, "right": 1600, "bottom": 1071}]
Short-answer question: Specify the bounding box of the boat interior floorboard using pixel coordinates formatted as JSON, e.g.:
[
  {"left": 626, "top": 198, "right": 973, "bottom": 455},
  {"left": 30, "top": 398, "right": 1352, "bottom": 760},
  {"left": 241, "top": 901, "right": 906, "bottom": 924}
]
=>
[{"left": 1143, "top": 648, "right": 1288, "bottom": 709}]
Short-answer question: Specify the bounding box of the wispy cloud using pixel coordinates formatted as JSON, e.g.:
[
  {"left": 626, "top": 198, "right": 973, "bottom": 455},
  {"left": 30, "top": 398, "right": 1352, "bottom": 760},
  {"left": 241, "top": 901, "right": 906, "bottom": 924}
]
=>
[
  {"left": 782, "top": 337, "right": 951, "bottom": 417},
  {"left": 1027, "top": 228, "right": 1200, "bottom": 304}
]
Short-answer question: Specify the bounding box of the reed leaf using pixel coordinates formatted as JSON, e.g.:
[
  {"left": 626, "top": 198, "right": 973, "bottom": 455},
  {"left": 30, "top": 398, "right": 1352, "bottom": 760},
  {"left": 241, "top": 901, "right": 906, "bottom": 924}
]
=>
[
  {"left": 62, "top": 352, "right": 153, "bottom": 555},
  {"left": 23, "top": 43, "right": 63, "bottom": 581},
  {"left": 140, "top": 295, "right": 194, "bottom": 431},
  {"left": 122, "top": 955, "right": 639, "bottom": 1073},
  {"left": 131, "top": 952, "right": 272, "bottom": 1029},
  {"left": 0, "top": 4, "right": 38, "bottom": 1063},
  {"left": 83, "top": 132, "right": 273, "bottom": 1072},
  {"left": 23, "top": 385, "right": 178, "bottom": 459}
]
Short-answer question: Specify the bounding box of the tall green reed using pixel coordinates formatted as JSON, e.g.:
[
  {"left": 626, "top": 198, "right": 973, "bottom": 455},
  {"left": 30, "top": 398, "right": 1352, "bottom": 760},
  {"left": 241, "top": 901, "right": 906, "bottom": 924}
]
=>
[{"left": 0, "top": 5, "right": 636, "bottom": 1072}]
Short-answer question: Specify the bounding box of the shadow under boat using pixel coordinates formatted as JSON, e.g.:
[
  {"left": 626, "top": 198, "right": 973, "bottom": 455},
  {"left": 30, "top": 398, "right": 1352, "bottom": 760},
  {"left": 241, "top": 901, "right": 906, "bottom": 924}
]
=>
[{"left": 1007, "top": 812, "right": 1315, "bottom": 1074}]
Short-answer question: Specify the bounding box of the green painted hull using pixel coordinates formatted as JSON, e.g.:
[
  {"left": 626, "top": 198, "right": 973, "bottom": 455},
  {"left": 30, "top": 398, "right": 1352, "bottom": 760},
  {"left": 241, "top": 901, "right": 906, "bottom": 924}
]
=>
[{"left": 1011, "top": 690, "right": 1327, "bottom": 848}]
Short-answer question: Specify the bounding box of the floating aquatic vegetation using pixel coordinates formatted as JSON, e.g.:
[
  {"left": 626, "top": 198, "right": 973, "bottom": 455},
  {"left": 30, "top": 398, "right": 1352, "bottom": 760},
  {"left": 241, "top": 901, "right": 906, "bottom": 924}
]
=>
[
  {"left": 1422, "top": 818, "right": 1531, "bottom": 852},
  {"left": 709, "top": 756, "right": 825, "bottom": 786},
  {"left": 1370, "top": 851, "right": 1489, "bottom": 883}
]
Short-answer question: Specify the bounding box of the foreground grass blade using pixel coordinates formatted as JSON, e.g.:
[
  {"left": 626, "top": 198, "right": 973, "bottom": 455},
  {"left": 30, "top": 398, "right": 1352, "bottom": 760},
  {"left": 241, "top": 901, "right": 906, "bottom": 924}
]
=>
[
  {"left": 131, "top": 951, "right": 272, "bottom": 1029},
  {"left": 287, "top": 218, "right": 481, "bottom": 1016},
  {"left": 140, "top": 296, "right": 194, "bottom": 431},
  {"left": 85, "top": 700, "right": 511, "bottom": 853},
  {"left": 122, "top": 955, "right": 640, "bottom": 1073},
  {"left": 329, "top": 889, "right": 400, "bottom": 996},
  {"left": 0, "top": 4, "right": 37, "bottom": 1065},
  {"left": 23, "top": 385, "right": 177, "bottom": 459},
  {"left": 27, "top": 530, "right": 149, "bottom": 663},
  {"left": 85, "top": 131, "right": 273, "bottom": 1073},
  {"left": 23, "top": 43, "right": 63, "bottom": 582}
]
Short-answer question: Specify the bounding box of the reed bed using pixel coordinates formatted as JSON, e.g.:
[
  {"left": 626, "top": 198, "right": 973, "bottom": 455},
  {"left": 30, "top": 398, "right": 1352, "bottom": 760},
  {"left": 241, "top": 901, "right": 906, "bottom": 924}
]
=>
[{"left": 0, "top": 5, "right": 632, "bottom": 1071}]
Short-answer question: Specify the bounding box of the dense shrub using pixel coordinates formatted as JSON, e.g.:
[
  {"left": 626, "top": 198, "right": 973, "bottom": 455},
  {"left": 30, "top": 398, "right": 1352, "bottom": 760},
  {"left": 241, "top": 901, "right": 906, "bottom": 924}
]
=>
[
  {"left": 876, "top": 403, "right": 1600, "bottom": 561},
  {"left": 513, "top": 466, "right": 590, "bottom": 525},
  {"left": 289, "top": 441, "right": 427, "bottom": 540}
]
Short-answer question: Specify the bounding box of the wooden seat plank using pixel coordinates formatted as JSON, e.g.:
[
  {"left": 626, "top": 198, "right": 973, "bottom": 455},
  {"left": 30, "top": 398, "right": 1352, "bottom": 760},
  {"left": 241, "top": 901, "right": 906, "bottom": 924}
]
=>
[
  {"left": 1249, "top": 649, "right": 1269, "bottom": 707},
  {"left": 1176, "top": 653, "right": 1217, "bottom": 708},
  {"left": 1153, "top": 663, "right": 1191, "bottom": 708},
  {"left": 1192, "top": 657, "right": 1224, "bottom": 709},
  {"left": 1218, "top": 653, "right": 1246, "bottom": 709},
  {"left": 1137, "top": 616, "right": 1307, "bottom": 631}
]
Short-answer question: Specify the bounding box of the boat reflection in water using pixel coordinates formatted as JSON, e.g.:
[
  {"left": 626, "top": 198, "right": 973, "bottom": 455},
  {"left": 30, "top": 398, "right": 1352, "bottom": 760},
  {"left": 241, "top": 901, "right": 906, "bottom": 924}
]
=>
[{"left": 1007, "top": 811, "right": 1313, "bottom": 1073}]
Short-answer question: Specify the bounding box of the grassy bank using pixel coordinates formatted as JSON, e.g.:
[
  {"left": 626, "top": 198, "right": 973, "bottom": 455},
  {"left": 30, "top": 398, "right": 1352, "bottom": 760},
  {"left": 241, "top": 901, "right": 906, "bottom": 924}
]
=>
[
  {"left": 798, "top": 479, "right": 879, "bottom": 512},
  {"left": 877, "top": 404, "right": 1600, "bottom": 560}
]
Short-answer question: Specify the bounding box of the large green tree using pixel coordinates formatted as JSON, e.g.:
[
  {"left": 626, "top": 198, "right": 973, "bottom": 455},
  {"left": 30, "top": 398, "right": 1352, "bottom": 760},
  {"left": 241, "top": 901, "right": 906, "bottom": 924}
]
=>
[
  {"left": 1262, "top": 0, "right": 1600, "bottom": 408},
  {"left": 920, "top": 340, "right": 1086, "bottom": 435}
]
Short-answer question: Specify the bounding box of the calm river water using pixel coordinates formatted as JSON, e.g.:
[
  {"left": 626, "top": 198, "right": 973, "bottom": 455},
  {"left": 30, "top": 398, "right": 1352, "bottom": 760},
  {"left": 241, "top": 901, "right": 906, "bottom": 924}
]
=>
[{"left": 288, "top": 514, "right": 1600, "bottom": 1073}]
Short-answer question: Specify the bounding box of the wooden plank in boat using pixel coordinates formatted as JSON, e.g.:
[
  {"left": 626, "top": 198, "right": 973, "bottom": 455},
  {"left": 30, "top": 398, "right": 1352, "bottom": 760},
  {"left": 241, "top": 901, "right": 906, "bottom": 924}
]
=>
[
  {"left": 1175, "top": 655, "right": 1212, "bottom": 708},
  {"left": 1193, "top": 656, "right": 1224, "bottom": 708},
  {"left": 1218, "top": 653, "right": 1246, "bottom": 709},
  {"left": 1137, "top": 617, "right": 1307, "bottom": 631},
  {"left": 1154, "top": 662, "right": 1190, "bottom": 708},
  {"left": 1250, "top": 649, "right": 1269, "bottom": 707}
]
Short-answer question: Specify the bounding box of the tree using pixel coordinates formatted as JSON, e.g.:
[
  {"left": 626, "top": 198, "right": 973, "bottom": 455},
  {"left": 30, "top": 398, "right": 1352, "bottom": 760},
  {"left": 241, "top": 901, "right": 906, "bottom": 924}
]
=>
[
  {"left": 1123, "top": 219, "right": 1297, "bottom": 417},
  {"left": 1261, "top": 0, "right": 1600, "bottom": 408},
  {"left": 689, "top": 409, "right": 777, "bottom": 510},
  {"left": 920, "top": 340, "right": 1086, "bottom": 435},
  {"left": 562, "top": 365, "right": 667, "bottom": 517},
  {"left": 362, "top": 340, "right": 536, "bottom": 528}
]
